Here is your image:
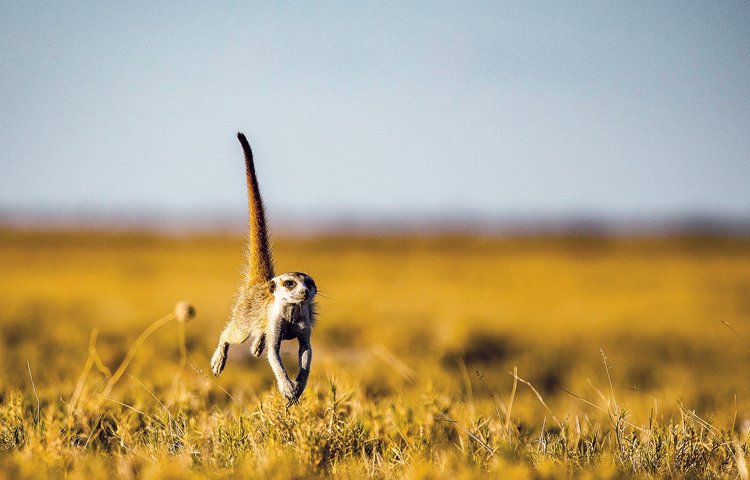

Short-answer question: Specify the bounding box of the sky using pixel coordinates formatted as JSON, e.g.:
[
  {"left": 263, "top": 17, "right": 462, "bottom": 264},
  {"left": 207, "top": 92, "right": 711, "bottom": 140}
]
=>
[{"left": 1, "top": 2, "right": 749, "bottom": 228}]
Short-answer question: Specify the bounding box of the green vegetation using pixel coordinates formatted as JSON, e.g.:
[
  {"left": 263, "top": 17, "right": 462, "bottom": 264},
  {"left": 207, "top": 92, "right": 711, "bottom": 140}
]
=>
[{"left": 0, "top": 230, "right": 748, "bottom": 478}]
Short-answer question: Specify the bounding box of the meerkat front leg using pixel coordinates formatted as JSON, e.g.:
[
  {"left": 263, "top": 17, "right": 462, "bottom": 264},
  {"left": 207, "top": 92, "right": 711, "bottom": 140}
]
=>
[
  {"left": 265, "top": 324, "right": 296, "bottom": 401},
  {"left": 294, "top": 332, "right": 312, "bottom": 399}
]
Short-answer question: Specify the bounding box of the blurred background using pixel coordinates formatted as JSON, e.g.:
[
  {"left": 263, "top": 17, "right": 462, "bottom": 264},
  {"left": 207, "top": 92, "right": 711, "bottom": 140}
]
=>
[
  {"left": 1, "top": 2, "right": 748, "bottom": 232},
  {"left": 1, "top": 2, "right": 749, "bottom": 428}
]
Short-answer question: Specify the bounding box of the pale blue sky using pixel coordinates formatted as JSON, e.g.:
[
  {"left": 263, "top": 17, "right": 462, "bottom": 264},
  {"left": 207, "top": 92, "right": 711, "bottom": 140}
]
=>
[{"left": 1, "top": 2, "right": 748, "bottom": 225}]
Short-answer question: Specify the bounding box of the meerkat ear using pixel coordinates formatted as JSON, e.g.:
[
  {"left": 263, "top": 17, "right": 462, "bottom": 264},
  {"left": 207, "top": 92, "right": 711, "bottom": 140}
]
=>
[{"left": 269, "top": 280, "right": 276, "bottom": 293}]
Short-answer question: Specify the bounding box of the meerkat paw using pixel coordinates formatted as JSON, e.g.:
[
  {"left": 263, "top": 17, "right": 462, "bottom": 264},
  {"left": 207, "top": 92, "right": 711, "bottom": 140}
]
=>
[
  {"left": 277, "top": 379, "right": 297, "bottom": 402},
  {"left": 293, "top": 380, "right": 307, "bottom": 400},
  {"left": 211, "top": 343, "right": 228, "bottom": 376}
]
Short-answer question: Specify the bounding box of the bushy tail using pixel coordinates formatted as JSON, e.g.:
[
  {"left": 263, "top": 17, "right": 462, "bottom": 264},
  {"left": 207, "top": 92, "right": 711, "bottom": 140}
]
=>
[{"left": 237, "top": 132, "right": 275, "bottom": 284}]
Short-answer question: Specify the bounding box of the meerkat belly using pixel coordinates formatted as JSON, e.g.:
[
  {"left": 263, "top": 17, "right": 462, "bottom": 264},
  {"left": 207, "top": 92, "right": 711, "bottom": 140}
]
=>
[
  {"left": 267, "top": 304, "right": 304, "bottom": 340},
  {"left": 281, "top": 324, "right": 300, "bottom": 340},
  {"left": 280, "top": 317, "right": 308, "bottom": 339}
]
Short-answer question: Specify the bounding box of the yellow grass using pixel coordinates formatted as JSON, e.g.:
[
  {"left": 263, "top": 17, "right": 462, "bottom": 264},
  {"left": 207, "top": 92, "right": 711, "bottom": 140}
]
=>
[{"left": 0, "top": 229, "right": 748, "bottom": 478}]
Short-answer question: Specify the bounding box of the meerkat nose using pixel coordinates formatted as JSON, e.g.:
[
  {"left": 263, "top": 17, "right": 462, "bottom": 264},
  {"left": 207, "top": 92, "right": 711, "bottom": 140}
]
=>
[{"left": 302, "top": 289, "right": 309, "bottom": 300}]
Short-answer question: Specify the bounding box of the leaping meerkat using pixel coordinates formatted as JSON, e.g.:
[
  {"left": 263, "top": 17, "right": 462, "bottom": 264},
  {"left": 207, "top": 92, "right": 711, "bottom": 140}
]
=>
[{"left": 210, "top": 132, "right": 317, "bottom": 403}]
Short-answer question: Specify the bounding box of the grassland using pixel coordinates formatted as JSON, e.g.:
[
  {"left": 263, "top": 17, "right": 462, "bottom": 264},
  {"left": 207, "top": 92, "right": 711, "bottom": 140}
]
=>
[{"left": 0, "top": 229, "right": 749, "bottom": 478}]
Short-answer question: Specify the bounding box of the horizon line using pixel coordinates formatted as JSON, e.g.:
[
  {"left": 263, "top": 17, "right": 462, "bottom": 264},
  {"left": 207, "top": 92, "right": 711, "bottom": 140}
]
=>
[{"left": 1, "top": 206, "right": 749, "bottom": 237}]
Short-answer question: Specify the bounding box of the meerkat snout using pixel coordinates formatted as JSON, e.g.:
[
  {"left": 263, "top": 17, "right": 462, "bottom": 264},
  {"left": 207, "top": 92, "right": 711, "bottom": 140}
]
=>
[{"left": 273, "top": 273, "right": 317, "bottom": 304}]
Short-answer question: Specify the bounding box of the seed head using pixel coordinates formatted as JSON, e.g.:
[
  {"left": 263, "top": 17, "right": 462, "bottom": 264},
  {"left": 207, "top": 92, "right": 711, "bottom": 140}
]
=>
[{"left": 174, "top": 301, "right": 196, "bottom": 322}]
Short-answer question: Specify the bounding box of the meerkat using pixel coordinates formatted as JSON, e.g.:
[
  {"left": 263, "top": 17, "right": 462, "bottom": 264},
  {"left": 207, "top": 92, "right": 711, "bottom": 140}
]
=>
[{"left": 210, "top": 132, "right": 317, "bottom": 403}]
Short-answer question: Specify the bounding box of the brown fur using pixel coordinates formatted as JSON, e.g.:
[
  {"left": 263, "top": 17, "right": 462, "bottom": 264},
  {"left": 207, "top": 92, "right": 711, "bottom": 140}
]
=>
[
  {"left": 223, "top": 282, "right": 273, "bottom": 345},
  {"left": 237, "top": 132, "right": 275, "bottom": 284}
]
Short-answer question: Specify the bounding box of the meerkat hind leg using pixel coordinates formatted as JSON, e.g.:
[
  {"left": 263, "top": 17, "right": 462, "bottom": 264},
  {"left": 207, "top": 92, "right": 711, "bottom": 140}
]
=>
[
  {"left": 210, "top": 341, "right": 229, "bottom": 376},
  {"left": 250, "top": 333, "right": 266, "bottom": 357},
  {"left": 211, "top": 323, "right": 252, "bottom": 376}
]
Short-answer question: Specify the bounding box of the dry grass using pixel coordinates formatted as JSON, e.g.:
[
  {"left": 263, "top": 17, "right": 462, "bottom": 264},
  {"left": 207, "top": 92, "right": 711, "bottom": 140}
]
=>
[{"left": 0, "top": 229, "right": 749, "bottom": 478}]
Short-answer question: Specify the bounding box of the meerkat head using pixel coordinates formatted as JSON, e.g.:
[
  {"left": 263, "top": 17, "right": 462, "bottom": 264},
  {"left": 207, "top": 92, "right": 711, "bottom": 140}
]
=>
[{"left": 270, "top": 272, "right": 317, "bottom": 305}]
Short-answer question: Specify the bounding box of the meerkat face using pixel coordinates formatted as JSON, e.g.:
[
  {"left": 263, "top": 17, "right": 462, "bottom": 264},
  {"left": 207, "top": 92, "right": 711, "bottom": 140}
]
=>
[{"left": 270, "top": 272, "right": 317, "bottom": 304}]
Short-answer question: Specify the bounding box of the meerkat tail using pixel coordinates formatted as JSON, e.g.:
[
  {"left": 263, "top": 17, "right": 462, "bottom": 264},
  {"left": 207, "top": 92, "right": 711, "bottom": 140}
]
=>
[{"left": 237, "top": 132, "right": 275, "bottom": 284}]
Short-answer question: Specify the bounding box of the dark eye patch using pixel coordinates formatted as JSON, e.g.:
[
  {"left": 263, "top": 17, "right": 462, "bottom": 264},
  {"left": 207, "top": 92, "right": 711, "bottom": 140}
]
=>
[{"left": 283, "top": 280, "right": 296, "bottom": 289}]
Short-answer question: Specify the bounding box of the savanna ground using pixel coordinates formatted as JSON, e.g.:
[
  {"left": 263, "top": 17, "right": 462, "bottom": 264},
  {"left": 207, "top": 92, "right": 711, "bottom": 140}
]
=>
[{"left": 0, "top": 229, "right": 749, "bottom": 478}]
